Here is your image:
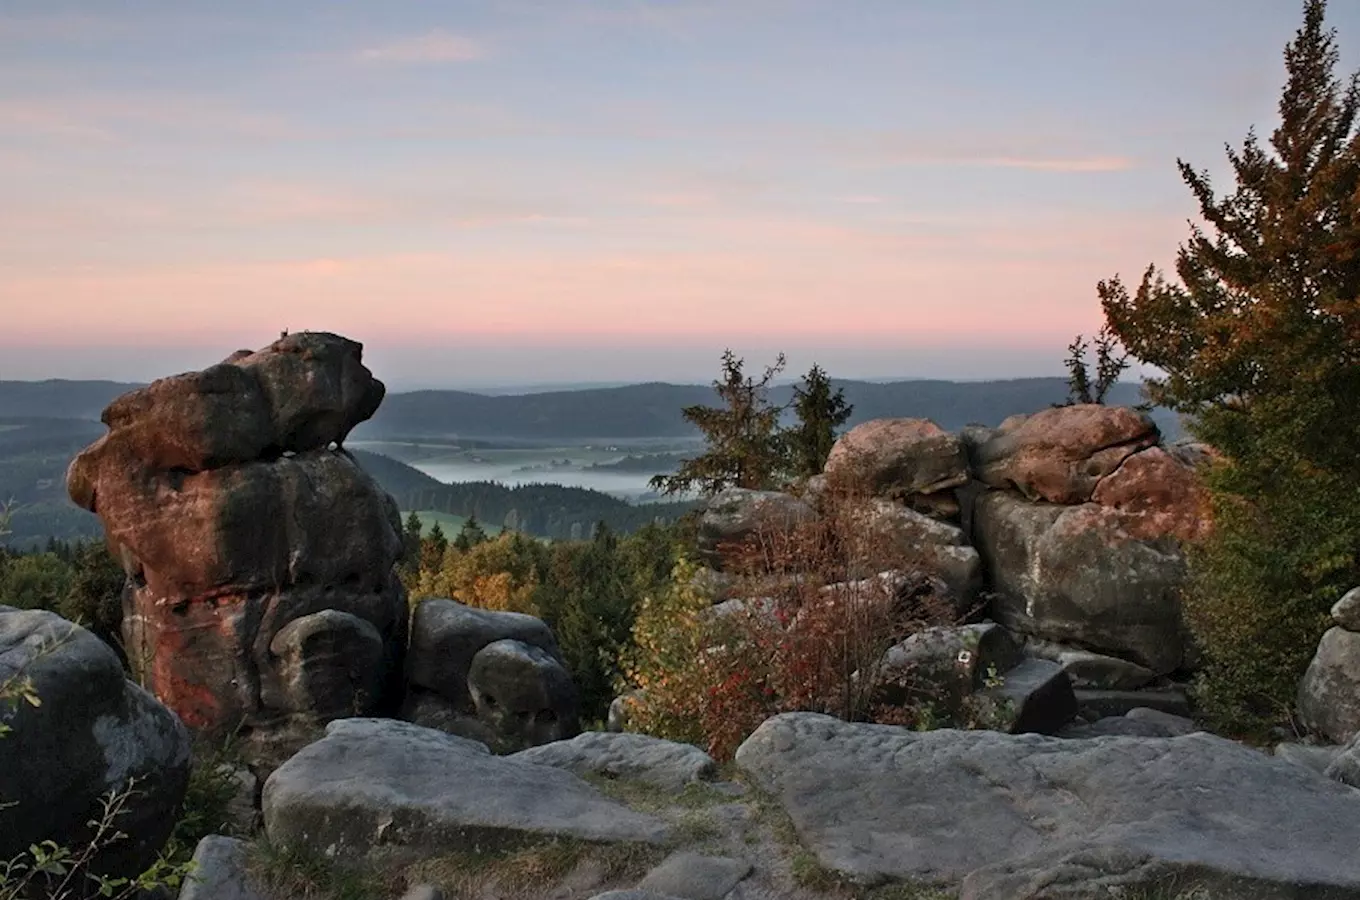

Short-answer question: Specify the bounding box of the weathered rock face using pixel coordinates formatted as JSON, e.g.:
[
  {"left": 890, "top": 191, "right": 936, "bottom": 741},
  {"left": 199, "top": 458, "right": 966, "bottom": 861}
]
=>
[
  {"left": 696, "top": 488, "right": 817, "bottom": 570},
  {"left": 0, "top": 607, "right": 191, "bottom": 879},
  {"left": 262, "top": 719, "right": 671, "bottom": 861},
  {"left": 65, "top": 333, "right": 407, "bottom": 749},
  {"left": 823, "top": 418, "right": 970, "bottom": 503},
  {"left": 843, "top": 498, "right": 982, "bottom": 608},
  {"left": 511, "top": 732, "right": 718, "bottom": 791},
  {"left": 403, "top": 599, "right": 578, "bottom": 752},
  {"left": 874, "top": 623, "right": 1024, "bottom": 712},
  {"left": 1298, "top": 626, "right": 1360, "bottom": 744},
  {"left": 974, "top": 491, "right": 1188, "bottom": 675},
  {"left": 1089, "top": 445, "right": 1209, "bottom": 543},
  {"left": 973, "top": 405, "right": 1160, "bottom": 504},
  {"left": 736, "top": 712, "right": 1360, "bottom": 898}
]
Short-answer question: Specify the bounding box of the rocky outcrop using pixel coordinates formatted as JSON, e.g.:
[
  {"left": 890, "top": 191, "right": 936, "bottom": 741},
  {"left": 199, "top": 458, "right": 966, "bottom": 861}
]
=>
[
  {"left": 511, "top": 732, "right": 717, "bottom": 791},
  {"left": 1298, "top": 588, "right": 1360, "bottom": 744},
  {"left": 64, "top": 333, "right": 408, "bottom": 753},
  {"left": 262, "top": 718, "right": 671, "bottom": 861},
  {"left": 178, "top": 835, "right": 267, "bottom": 900},
  {"left": 0, "top": 607, "right": 191, "bottom": 879},
  {"left": 403, "top": 598, "right": 579, "bottom": 753},
  {"left": 736, "top": 712, "right": 1360, "bottom": 898},
  {"left": 972, "top": 405, "right": 1159, "bottom": 504},
  {"left": 695, "top": 488, "right": 816, "bottom": 569},
  {"left": 842, "top": 499, "right": 982, "bottom": 609},
  {"left": 974, "top": 491, "right": 1189, "bottom": 675},
  {"left": 822, "top": 418, "right": 970, "bottom": 507}
]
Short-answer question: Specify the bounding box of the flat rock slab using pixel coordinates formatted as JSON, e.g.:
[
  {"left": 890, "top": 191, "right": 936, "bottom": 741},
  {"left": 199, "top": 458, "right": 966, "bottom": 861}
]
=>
[
  {"left": 179, "top": 836, "right": 267, "bottom": 900},
  {"left": 735, "top": 712, "right": 1360, "bottom": 899},
  {"left": 511, "top": 732, "right": 717, "bottom": 791},
  {"left": 263, "top": 718, "right": 671, "bottom": 860},
  {"left": 637, "top": 852, "right": 752, "bottom": 900}
]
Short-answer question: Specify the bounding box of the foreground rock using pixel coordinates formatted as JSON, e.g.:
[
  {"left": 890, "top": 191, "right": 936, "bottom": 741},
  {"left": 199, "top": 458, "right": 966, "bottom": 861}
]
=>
[
  {"left": 735, "top": 712, "right": 1360, "bottom": 898},
  {"left": 1298, "top": 593, "right": 1360, "bottom": 744},
  {"left": 975, "top": 491, "right": 1188, "bottom": 674},
  {"left": 263, "top": 719, "right": 670, "bottom": 859},
  {"left": 511, "top": 732, "right": 717, "bottom": 791},
  {"left": 179, "top": 835, "right": 266, "bottom": 900},
  {"left": 66, "top": 333, "right": 408, "bottom": 751},
  {"left": 0, "top": 607, "right": 191, "bottom": 879}
]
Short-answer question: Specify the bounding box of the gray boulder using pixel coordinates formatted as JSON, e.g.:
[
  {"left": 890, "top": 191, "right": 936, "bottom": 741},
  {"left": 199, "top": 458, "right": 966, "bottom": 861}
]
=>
[
  {"left": 1325, "top": 732, "right": 1360, "bottom": 788},
  {"left": 980, "top": 657, "right": 1077, "bottom": 735},
  {"left": 636, "top": 852, "right": 753, "bottom": 900},
  {"left": 1021, "top": 637, "right": 1157, "bottom": 690},
  {"left": 179, "top": 835, "right": 267, "bottom": 900},
  {"left": 0, "top": 607, "right": 191, "bottom": 879},
  {"left": 1298, "top": 626, "right": 1360, "bottom": 744},
  {"left": 468, "top": 639, "right": 580, "bottom": 753},
  {"left": 263, "top": 718, "right": 670, "bottom": 859},
  {"left": 406, "top": 598, "right": 562, "bottom": 708},
  {"left": 263, "top": 609, "right": 385, "bottom": 721},
  {"left": 1334, "top": 588, "right": 1360, "bottom": 632},
  {"left": 844, "top": 498, "right": 982, "bottom": 607},
  {"left": 873, "top": 623, "right": 1023, "bottom": 713},
  {"left": 736, "top": 712, "right": 1360, "bottom": 898},
  {"left": 1275, "top": 742, "right": 1343, "bottom": 778},
  {"left": 974, "top": 491, "right": 1188, "bottom": 674},
  {"left": 511, "top": 731, "right": 717, "bottom": 791},
  {"left": 696, "top": 488, "right": 817, "bottom": 570}
]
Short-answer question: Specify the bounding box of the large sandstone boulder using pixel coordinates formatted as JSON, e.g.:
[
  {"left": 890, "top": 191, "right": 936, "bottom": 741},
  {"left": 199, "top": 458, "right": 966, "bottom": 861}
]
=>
[
  {"left": 65, "top": 334, "right": 408, "bottom": 750},
  {"left": 511, "top": 732, "right": 717, "bottom": 791},
  {"left": 1297, "top": 626, "right": 1360, "bottom": 744},
  {"left": 974, "top": 491, "right": 1188, "bottom": 674},
  {"left": 736, "top": 712, "right": 1360, "bottom": 898},
  {"left": 823, "top": 418, "right": 969, "bottom": 502},
  {"left": 1089, "top": 445, "right": 1209, "bottom": 542},
  {"left": 695, "top": 488, "right": 817, "bottom": 570},
  {"left": 843, "top": 498, "right": 982, "bottom": 608},
  {"left": 403, "top": 599, "right": 577, "bottom": 752},
  {"left": 0, "top": 607, "right": 191, "bottom": 879},
  {"left": 262, "top": 719, "right": 671, "bottom": 861},
  {"left": 973, "top": 405, "right": 1159, "bottom": 504}
]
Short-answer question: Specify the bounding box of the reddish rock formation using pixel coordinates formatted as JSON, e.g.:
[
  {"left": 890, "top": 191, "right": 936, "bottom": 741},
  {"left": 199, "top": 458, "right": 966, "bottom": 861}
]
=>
[
  {"left": 824, "top": 418, "right": 970, "bottom": 504},
  {"left": 66, "top": 332, "right": 406, "bottom": 752},
  {"left": 973, "top": 405, "right": 1159, "bottom": 504},
  {"left": 1090, "top": 445, "right": 1210, "bottom": 543}
]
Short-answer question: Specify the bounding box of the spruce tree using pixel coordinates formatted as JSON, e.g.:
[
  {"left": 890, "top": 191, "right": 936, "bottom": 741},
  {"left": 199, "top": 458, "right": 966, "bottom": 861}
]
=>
[
  {"left": 1097, "top": 0, "right": 1360, "bottom": 731},
  {"left": 783, "top": 364, "right": 853, "bottom": 478},
  {"left": 650, "top": 350, "right": 789, "bottom": 497}
]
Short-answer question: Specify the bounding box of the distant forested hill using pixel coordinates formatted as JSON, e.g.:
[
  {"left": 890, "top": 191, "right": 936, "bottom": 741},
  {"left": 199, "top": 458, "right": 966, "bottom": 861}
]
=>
[{"left": 0, "top": 376, "right": 1182, "bottom": 444}]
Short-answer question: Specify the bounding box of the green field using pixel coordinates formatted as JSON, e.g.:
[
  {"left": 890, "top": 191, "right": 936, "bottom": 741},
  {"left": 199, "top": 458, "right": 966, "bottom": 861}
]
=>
[{"left": 404, "top": 509, "right": 503, "bottom": 538}]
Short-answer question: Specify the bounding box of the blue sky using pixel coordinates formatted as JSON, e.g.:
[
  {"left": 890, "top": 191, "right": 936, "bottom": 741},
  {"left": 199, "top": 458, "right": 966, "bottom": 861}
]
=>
[{"left": 1, "top": 1, "right": 1355, "bottom": 388}]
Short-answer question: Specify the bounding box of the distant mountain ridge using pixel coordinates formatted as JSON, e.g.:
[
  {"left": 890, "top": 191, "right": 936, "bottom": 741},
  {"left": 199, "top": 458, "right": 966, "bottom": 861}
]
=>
[{"left": 0, "top": 377, "right": 1180, "bottom": 440}]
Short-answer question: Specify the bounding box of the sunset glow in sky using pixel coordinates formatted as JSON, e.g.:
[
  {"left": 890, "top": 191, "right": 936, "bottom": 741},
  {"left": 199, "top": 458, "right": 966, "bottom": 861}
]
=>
[{"left": 2, "top": 1, "right": 1357, "bottom": 387}]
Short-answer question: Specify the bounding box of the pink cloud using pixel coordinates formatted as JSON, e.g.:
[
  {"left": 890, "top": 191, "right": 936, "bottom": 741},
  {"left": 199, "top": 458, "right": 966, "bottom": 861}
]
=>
[{"left": 357, "top": 30, "right": 485, "bottom": 64}]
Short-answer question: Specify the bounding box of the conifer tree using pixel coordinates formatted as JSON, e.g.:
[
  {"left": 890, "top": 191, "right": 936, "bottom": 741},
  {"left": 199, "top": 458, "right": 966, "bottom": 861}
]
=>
[
  {"left": 783, "top": 364, "right": 853, "bottom": 477},
  {"left": 650, "top": 350, "right": 788, "bottom": 497},
  {"left": 1097, "top": 0, "right": 1360, "bottom": 731}
]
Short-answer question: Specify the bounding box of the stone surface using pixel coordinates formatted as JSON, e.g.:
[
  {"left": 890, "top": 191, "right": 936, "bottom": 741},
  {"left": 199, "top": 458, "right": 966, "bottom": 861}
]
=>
[
  {"left": 0, "top": 607, "right": 191, "bottom": 879},
  {"left": 1123, "top": 707, "right": 1199, "bottom": 736},
  {"left": 1326, "top": 731, "right": 1360, "bottom": 788},
  {"left": 1021, "top": 637, "right": 1158, "bottom": 690},
  {"left": 263, "top": 718, "right": 670, "bottom": 858},
  {"left": 1089, "top": 445, "right": 1209, "bottom": 542},
  {"left": 844, "top": 498, "right": 982, "bottom": 607},
  {"left": 974, "top": 491, "right": 1188, "bottom": 674},
  {"left": 823, "top": 417, "right": 969, "bottom": 499},
  {"left": 467, "top": 638, "right": 580, "bottom": 753},
  {"left": 1298, "top": 626, "right": 1360, "bottom": 744},
  {"left": 735, "top": 712, "right": 1360, "bottom": 898},
  {"left": 587, "top": 893, "right": 686, "bottom": 900},
  {"left": 1333, "top": 587, "right": 1360, "bottom": 632},
  {"left": 399, "top": 886, "right": 445, "bottom": 900},
  {"left": 696, "top": 488, "right": 817, "bottom": 570},
  {"left": 1275, "top": 742, "right": 1343, "bottom": 777},
  {"left": 511, "top": 731, "right": 717, "bottom": 791},
  {"left": 608, "top": 691, "right": 642, "bottom": 733},
  {"left": 982, "top": 657, "right": 1077, "bottom": 735},
  {"left": 874, "top": 623, "right": 1023, "bottom": 713},
  {"left": 636, "top": 852, "right": 752, "bottom": 900},
  {"left": 179, "top": 835, "right": 267, "bottom": 900},
  {"left": 1075, "top": 688, "right": 1191, "bottom": 720},
  {"left": 65, "top": 334, "right": 407, "bottom": 746},
  {"left": 972, "top": 404, "right": 1160, "bottom": 504},
  {"left": 406, "top": 598, "right": 562, "bottom": 707}
]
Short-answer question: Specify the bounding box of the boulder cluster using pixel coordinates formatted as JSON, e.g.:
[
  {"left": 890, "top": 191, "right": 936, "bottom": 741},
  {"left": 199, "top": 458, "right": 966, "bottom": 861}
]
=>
[{"left": 697, "top": 404, "right": 1209, "bottom": 733}]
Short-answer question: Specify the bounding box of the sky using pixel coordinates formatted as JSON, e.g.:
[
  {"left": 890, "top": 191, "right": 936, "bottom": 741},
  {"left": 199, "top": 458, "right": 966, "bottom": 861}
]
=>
[{"left": 1, "top": 1, "right": 1357, "bottom": 389}]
